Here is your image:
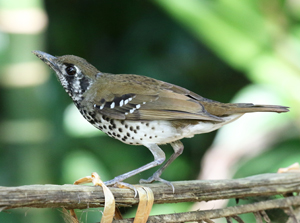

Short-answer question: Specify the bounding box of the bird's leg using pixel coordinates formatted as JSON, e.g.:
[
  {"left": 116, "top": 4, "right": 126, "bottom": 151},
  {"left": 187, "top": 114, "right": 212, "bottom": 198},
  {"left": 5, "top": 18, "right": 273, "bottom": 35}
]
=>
[
  {"left": 140, "top": 140, "right": 183, "bottom": 191},
  {"left": 105, "top": 144, "right": 165, "bottom": 186}
]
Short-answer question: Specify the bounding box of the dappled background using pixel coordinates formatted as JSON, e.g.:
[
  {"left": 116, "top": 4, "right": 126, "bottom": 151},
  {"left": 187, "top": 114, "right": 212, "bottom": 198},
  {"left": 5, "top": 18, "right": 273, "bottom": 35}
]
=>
[{"left": 0, "top": 0, "right": 299, "bottom": 222}]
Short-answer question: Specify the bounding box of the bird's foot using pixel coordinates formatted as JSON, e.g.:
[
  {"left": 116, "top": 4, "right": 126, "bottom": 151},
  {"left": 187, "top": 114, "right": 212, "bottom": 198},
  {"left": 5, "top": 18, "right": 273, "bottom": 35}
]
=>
[
  {"left": 140, "top": 175, "right": 175, "bottom": 193},
  {"left": 104, "top": 178, "right": 138, "bottom": 197}
]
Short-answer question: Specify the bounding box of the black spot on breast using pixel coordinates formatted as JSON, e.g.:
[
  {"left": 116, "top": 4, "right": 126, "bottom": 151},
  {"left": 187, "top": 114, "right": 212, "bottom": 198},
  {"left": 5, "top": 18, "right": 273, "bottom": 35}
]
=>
[
  {"left": 118, "top": 128, "right": 122, "bottom": 132},
  {"left": 102, "top": 116, "right": 110, "bottom": 122},
  {"left": 146, "top": 123, "right": 149, "bottom": 127},
  {"left": 127, "top": 132, "right": 130, "bottom": 137},
  {"left": 136, "top": 126, "right": 140, "bottom": 130},
  {"left": 88, "top": 112, "right": 96, "bottom": 118}
]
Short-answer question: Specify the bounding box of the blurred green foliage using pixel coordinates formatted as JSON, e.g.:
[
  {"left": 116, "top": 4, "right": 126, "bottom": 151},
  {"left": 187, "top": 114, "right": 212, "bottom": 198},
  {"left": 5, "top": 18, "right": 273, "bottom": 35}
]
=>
[{"left": 0, "top": 0, "right": 298, "bottom": 222}]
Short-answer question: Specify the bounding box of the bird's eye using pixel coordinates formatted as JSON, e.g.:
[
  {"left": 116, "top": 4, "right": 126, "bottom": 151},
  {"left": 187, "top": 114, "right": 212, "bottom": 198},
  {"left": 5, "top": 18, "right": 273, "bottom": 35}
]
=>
[{"left": 65, "top": 65, "right": 77, "bottom": 75}]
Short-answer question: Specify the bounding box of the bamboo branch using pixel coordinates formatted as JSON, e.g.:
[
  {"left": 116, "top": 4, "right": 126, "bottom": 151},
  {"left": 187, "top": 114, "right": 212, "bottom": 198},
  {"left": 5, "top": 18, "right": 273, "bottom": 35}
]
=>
[{"left": 1, "top": 173, "right": 300, "bottom": 210}]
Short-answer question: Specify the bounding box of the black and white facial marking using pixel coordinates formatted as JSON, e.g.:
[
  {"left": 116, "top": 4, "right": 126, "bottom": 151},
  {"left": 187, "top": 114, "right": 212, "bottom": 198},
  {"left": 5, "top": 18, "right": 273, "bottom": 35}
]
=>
[{"left": 55, "top": 63, "right": 93, "bottom": 103}]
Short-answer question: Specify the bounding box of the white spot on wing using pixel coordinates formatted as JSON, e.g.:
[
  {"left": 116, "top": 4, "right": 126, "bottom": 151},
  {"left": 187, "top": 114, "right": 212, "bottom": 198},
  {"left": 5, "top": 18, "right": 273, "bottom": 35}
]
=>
[
  {"left": 110, "top": 102, "right": 115, "bottom": 109},
  {"left": 100, "top": 104, "right": 105, "bottom": 110},
  {"left": 124, "top": 99, "right": 129, "bottom": 105},
  {"left": 94, "top": 104, "right": 101, "bottom": 109},
  {"left": 120, "top": 100, "right": 124, "bottom": 107},
  {"left": 128, "top": 97, "right": 133, "bottom": 101},
  {"left": 129, "top": 108, "right": 136, "bottom": 113},
  {"left": 136, "top": 104, "right": 141, "bottom": 109},
  {"left": 143, "top": 102, "right": 146, "bottom": 104}
]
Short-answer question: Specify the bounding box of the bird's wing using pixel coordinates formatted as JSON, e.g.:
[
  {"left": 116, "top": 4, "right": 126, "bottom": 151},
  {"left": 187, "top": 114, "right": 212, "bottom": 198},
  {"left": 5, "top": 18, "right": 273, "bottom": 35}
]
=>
[{"left": 86, "top": 74, "right": 222, "bottom": 122}]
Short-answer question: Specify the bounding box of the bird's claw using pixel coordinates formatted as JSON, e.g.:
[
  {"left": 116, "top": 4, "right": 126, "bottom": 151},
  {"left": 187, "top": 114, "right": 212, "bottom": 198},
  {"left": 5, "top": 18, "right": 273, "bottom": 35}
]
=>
[
  {"left": 104, "top": 179, "right": 138, "bottom": 197},
  {"left": 140, "top": 176, "right": 175, "bottom": 193}
]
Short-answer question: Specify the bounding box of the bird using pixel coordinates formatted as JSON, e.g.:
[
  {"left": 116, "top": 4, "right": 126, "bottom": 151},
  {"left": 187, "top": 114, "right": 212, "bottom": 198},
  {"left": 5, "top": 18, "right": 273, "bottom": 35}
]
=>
[{"left": 32, "top": 50, "right": 289, "bottom": 189}]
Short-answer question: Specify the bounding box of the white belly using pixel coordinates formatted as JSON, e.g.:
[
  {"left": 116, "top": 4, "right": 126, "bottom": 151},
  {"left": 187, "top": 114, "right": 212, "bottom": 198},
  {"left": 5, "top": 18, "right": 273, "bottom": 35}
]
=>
[
  {"left": 91, "top": 113, "right": 243, "bottom": 146},
  {"left": 179, "top": 114, "right": 243, "bottom": 139}
]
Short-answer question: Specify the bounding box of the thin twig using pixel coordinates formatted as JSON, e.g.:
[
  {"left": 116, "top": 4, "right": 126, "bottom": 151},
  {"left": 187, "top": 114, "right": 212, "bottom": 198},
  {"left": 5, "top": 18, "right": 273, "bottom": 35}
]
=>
[
  {"left": 253, "top": 212, "right": 263, "bottom": 223},
  {"left": 113, "top": 196, "right": 300, "bottom": 222},
  {"left": 225, "top": 217, "right": 233, "bottom": 223},
  {"left": 232, "top": 215, "right": 245, "bottom": 223},
  {"left": 287, "top": 207, "right": 300, "bottom": 223},
  {"left": 284, "top": 207, "right": 299, "bottom": 223},
  {"left": 260, "top": 210, "right": 271, "bottom": 223}
]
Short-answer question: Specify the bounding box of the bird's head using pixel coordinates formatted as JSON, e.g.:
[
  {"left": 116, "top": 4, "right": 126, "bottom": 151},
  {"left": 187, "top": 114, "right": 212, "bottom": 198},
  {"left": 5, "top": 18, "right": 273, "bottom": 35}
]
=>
[{"left": 32, "top": 50, "right": 100, "bottom": 102}]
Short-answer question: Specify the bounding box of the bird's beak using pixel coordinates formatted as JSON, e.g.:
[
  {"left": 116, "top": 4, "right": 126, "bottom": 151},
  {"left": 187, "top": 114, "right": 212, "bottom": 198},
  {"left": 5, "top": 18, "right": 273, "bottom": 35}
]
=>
[{"left": 32, "top": 50, "right": 59, "bottom": 71}]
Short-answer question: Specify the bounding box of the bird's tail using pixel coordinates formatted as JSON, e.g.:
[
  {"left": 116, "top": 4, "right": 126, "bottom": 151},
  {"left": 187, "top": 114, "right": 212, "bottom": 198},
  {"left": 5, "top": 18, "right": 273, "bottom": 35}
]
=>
[
  {"left": 224, "top": 103, "right": 289, "bottom": 115},
  {"left": 202, "top": 101, "right": 289, "bottom": 117}
]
